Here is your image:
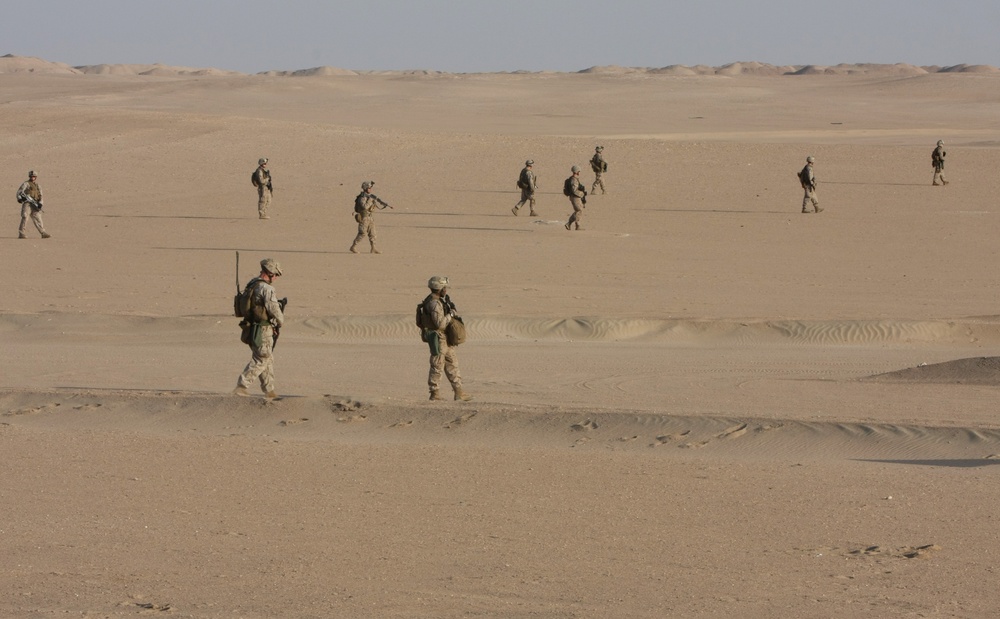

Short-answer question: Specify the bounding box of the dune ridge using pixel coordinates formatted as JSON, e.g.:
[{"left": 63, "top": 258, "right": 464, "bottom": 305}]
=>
[
  {"left": 5, "top": 388, "right": 1000, "bottom": 458},
  {"left": 5, "top": 313, "right": 998, "bottom": 346},
  {"left": 3, "top": 54, "right": 998, "bottom": 78}
]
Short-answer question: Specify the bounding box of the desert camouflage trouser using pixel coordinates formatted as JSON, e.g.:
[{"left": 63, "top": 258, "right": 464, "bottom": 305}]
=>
[
  {"left": 515, "top": 188, "right": 536, "bottom": 211},
  {"left": 352, "top": 216, "right": 376, "bottom": 247},
  {"left": 802, "top": 186, "right": 819, "bottom": 211},
  {"left": 428, "top": 335, "right": 462, "bottom": 394},
  {"left": 19, "top": 203, "right": 46, "bottom": 236},
  {"left": 238, "top": 325, "right": 276, "bottom": 393},
  {"left": 567, "top": 196, "right": 584, "bottom": 229},
  {"left": 933, "top": 165, "right": 947, "bottom": 185},
  {"left": 592, "top": 171, "right": 605, "bottom": 194},
  {"left": 258, "top": 186, "right": 271, "bottom": 218}
]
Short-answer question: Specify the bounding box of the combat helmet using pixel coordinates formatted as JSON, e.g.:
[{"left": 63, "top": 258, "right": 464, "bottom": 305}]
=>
[
  {"left": 428, "top": 275, "right": 449, "bottom": 291},
  {"left": 260, "top": 258, "right": 283, "bottom": 276}
]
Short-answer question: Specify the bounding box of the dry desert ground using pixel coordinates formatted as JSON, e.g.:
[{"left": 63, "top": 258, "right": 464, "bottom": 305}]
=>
[{"left": 3, "top": 57, "right": 1000, "bottom": 617}]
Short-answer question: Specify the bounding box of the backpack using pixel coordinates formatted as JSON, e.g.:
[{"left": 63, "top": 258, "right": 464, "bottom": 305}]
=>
[
  {"left": 797, "top": 166, "right": 811, "bottom": 186},
  {"left": 517, "top": 168, "right": 530, "bottom": 190},
  {"left": 251, "top": 170, "right": 260, "bottom": 187},
  {"left": 234, "top": 279, "right": 261, "bottom": 318},
  {"left": 563, "top": 177, "right": 575, "bottom": 196}
]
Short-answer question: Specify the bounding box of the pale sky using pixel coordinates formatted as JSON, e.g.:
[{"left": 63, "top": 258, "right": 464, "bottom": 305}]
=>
[{"left": 2, "top": 0, "right": 997, "bottom": 73}]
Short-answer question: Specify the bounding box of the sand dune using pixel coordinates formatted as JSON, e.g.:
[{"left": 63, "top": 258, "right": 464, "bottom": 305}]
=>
[
  {"left": 6, "top": 53, "right": 1000, "bottom": 78},
  {"left": 3, "top": 55, "right": 1000, "bottom": 617}
]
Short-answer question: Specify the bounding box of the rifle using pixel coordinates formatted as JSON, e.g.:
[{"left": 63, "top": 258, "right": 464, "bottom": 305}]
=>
[
  {"left": 272, "top": 297, "right": 288, "bottom": 348},
  {"left": 23, "top": 196, "right": 42, "bottom": 211}
]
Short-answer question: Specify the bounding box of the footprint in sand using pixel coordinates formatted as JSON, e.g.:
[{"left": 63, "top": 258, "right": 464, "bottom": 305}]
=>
[
  {"left": 329, "top": 398, "right": 366, "bottom": 412},
  {"left": 337, "top": 414, "right": 368, "bottom": 423},
  {"left": 445, "top": 411, "right": 477, "bottom": 428},
  {"left": 652, "top": 430, "right": 691, "bottom": 446},
  {"left": 389, "top": 420, "right": 414, "bottom": 428},
  {"left": 3, "top": 402, "right": 62, "bottom": 416},
  {"left": 717, "top": 423, "right": 749, "bottom": 440},
  {"left": 279, "top": 418, "right": 309, "bottom": 427},
  {"left": 72, "top": 403, "right": 103, "bottom": 411},
  {"left": 571, "top": 419, "right": 599, "bottom": 431}
]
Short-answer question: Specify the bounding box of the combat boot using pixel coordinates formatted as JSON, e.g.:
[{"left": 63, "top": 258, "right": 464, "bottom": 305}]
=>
[
  {"left": 371, "top": 244, "right": 381, "bottom": 254},
  {"left": 453, "top": 388, "right": 472, "bottom": 402},
  {"left": 232, "top": 386, "right": 250, "bottom": 396},
  {"left": 512, "top": 206, "right": 519, "bottom": 216},
  {"left": 429, "top": 390, "right": 445, "bottom": 401},
  {"left": 264, "top": 390, "right": 279, "bottom": 400},
  {"left": 349, "top": 243, "right": 359, "bottom": 253}
]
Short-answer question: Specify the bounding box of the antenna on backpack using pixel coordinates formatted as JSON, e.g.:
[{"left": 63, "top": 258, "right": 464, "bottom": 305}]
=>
[{"left": 235, "top": 251, "right": 240, "bottom": 294}]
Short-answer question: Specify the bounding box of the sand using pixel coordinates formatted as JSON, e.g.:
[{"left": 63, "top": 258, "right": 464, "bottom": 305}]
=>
[{"left": 3, "top": 56, "right": 1000, "bottom": 617}]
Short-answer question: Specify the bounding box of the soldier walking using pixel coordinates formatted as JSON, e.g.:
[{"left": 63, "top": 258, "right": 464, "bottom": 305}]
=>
[
  {"left": 512, "top": 159, "right": 538, "bottom": 216},
  {"left": 564, "top": 165, "right": 587, "bottom": 230},
  {"left": 253, "top": 158, "right": 272, "bottom": 219},
  {"left": 234, "top": 258, "right": 285, "bottom": 399},
  {"left": 418, "top": 276, "right": 471, "bottom": 401},
  {"left": 16, "top": 170, "right": 51, "bottom": 239},
  {"left": 349, "top": 180, "right": 393, "bottom": 254},
  {"left": 932, "top": 140, "right": 949, "bottom": 186},
  {"left": 799, "top": 156, "right": 822, "bottom": 214},
  {"left": 590, "top": 146, "right": 607, "bottom": 194}
]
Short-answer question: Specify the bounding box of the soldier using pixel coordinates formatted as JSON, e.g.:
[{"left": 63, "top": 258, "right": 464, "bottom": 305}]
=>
[
  {"left": 799, "top": 156, "right": 822, "bottom": 214},
  {"left": 564, "top": 165, "right": 587, "bottom": 230},
  {"left": 418, "top": 276, "right": 471, "bottom": 401},
  {"left": 349, "top": 180, "right": 393, "bottom": 254},
  {"left": 252, "top": 158, "right": 272, "bottom": 219},
  {"left": 590, "top": 146, "right": 607, "bottom": 194},
  {"left": 16, "top": 170, "right": 51, "bottom": 239},
  {"left": 234, "top": 258, "right": 285, "bottom": 399},
  {"left": 512, "top": 159, "right": 538, "bottom": 216},
  {"left": 932, "top": 140, "right": 949, "bottom": 186}
]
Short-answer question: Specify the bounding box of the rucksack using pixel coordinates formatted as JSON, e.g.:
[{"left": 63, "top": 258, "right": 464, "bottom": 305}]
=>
[
  {"left": 797, "top": 166, "right": 810, "bottom": 186},
  {"left": 563, "top": 177, "right": 575, "bottom": 196},
  {"left": 234, "top": 279, "right": 261, "bottom": 318},
  {"left": 517, "top": 168, "right": 530, "bottom": 190},
  {"left": 251, "top": 170, "right": 260, "bottom": 187}
]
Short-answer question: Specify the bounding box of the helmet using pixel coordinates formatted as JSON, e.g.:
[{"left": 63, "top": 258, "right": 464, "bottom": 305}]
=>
[
  {"left": 260, "top": 258, "right": 283, "bottom": 276},
  {"left": 596, "top": 146, "right": 604, "bottom": 152},
  {"left": 937, "top": 140, "right": 944, "bottom": 146},
  {"left": 525, "top": 159, "right": 534, "bottom": 166},
  {"left": 428, "top": 275, "right": 449, "bottom": 291},
  {"left": 571, "top": 165, "right": 580, "bottom": 173},
  {"left": 258, "top": 158, "right": 268, "bottom": 166},
  {"left": 362, "top": 180, "right": 374, "bottom": 191},
  {"left": 28, "top": 170, "right": 36, "bottom": 177},
  {"left": 806, "top": 156, "right": 815, "bottom": 163}
]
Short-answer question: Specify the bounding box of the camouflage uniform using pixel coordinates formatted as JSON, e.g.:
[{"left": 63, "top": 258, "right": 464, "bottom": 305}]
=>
[
  {"left": 16, "top": 171, "right": 50, "bottom": 239},
  {"left": 236, "top": 260, "right": 284, "bottom": 398},
  {"left": 349, "top": 181, "right": 391, "bottom": 254},
  {"left": 419, "top": 276, "right": 471, "bottom": 401},
  {"left": 564, "top": 167, "right": 587, "bottom": 230},
  {"left": 932, "top": 141, "right": 948, "bottom": 186},
  {"left": 512, "top": 160, "right": 538, "bottom": 216},
  {"left": 590, "top": 147, "right": 607, "bottom": 194},
  {"left": 254, "top": 158, "right": 272, "bottom": 219},
  {"left": 800, "top": 157, "right": 822, "bottom": 213}
]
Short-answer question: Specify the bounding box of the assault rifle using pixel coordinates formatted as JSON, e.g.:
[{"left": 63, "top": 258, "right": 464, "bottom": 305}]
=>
[
  {"left": 22, "top": 196, "right": 42, "bottom": 211},
  {"left": 272, "top": 297, "right": 288, "bottom": 348}
]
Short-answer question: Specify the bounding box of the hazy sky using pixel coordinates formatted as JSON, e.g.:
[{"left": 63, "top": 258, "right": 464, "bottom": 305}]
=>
[{"left": 3, "top": 0, "right": 997, "bottom": 73}]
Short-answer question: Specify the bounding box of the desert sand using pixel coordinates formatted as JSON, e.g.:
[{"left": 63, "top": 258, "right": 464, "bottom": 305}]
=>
[{"left": 3, "top": 55, "right": 1000, "bottom": 617}]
